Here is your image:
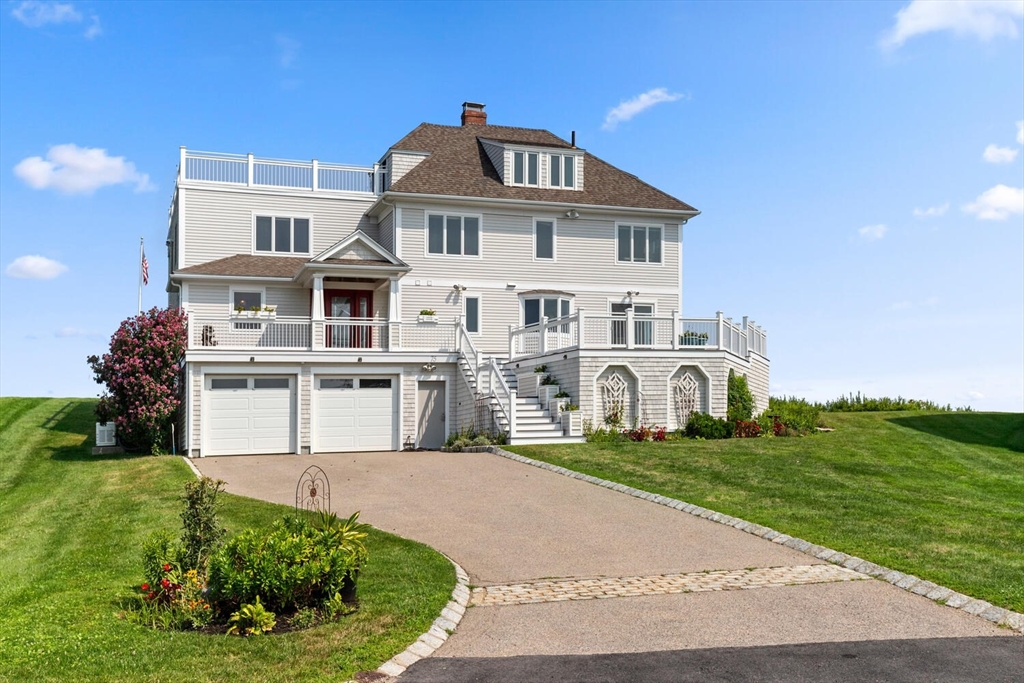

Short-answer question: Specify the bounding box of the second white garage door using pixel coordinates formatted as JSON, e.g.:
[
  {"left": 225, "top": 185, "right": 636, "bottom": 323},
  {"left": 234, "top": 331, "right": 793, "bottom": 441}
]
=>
[
  {"left": 315, "top": 377, "right": 395, "bottom": 452},
  {"left": 205, "top": 376, "right": 296, "bottom": 456}
]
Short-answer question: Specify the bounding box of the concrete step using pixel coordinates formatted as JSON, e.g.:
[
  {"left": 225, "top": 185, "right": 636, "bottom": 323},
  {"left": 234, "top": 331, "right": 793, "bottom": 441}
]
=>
[
  {"left": 510, "top": 435, "right": 586, "bottom": 445},
  {"left": 514, "top": 423, "right": 564, "bottom": 434}
]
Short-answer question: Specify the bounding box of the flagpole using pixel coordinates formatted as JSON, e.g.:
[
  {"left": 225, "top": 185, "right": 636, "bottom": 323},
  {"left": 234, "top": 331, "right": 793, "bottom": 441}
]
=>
[{"left": 138, "top": 237, "right": 143, "bottom": 315}]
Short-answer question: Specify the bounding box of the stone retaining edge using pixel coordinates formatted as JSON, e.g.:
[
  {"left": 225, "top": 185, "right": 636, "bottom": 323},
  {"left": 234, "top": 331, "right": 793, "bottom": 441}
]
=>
[
  {"left": 376, "top": 555, "right": 471, "bottom": 679},
  {"left": 485, "top": 446, "right": 1024, "bottom": 634}
]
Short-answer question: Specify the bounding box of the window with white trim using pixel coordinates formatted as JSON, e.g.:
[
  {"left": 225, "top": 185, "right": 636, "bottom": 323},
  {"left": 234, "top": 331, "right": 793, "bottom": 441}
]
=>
[
  {"left": 523, "top": 295, "right": 571, "bottom": 326},
  {"left": 549, "top": 154, "right": 575, "bottom": 189},
  {"left": 232, "top": 290, "right": 263, "bottom": 311},
  {"left": 534, "top": 219, "right": 555, "bottom": 260},
  {"left": 427, "top": 214, "right": 480, "bottom": 256},
  {"left": 617, "top": 225, "right": 662, "bottom": 263},
  {"left": 255, "top": 216, "right": 310, "bottom": 254},
  {"left": 464, "top": 296, "right": 480, "bottom": 334},
  {"left": 511, "top": 151, "right": 539, "bottom": 187}
]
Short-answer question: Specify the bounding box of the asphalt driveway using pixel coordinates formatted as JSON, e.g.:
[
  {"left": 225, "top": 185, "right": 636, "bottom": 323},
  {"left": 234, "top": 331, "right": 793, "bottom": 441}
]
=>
[{"left": 193, "top": 450, "right": 1019, "bottom": 675}]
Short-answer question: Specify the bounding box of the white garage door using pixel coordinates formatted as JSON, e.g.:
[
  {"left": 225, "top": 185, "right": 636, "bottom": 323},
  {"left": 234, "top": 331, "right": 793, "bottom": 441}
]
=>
[
  {"left": 315, "top": 377, "right": 395, "bottom": 452},
  {"left": 205, "top": 376, "right": 295, "bottom": 456}
]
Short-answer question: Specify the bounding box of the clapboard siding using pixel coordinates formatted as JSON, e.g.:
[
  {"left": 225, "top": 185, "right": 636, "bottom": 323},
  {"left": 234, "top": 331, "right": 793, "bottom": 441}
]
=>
[
  {"left": 185, "top": 282, "right": 309, "bottom": 318},
  {"left": 378, "top": 210, "right": 394, "bottom": 254},
  {"left": 181, "top": 186, "right": 375, "bottom": 267},
  {"left": 398, "top": 205, "right": 679, "bottom": 291}
]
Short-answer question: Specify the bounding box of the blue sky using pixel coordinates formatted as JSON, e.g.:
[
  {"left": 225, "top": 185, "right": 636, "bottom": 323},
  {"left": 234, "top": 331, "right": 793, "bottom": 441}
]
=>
[{"left": 1, "top": 0, "right": 1022, "bottom": 411}]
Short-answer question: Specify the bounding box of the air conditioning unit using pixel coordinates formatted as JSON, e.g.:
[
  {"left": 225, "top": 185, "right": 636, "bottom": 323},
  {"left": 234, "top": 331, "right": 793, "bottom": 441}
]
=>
[{"left": 95, "top": 422, "right": 117, "bottom": 447}]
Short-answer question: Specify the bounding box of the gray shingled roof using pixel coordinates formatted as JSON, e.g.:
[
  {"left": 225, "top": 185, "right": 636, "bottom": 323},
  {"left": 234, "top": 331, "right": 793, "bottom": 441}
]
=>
[
  {"left": 176, "top": 254, "right": 394, "bottom": 278},
  {"left": 387, "top": 123, "right": 697, "bottom": 213}
]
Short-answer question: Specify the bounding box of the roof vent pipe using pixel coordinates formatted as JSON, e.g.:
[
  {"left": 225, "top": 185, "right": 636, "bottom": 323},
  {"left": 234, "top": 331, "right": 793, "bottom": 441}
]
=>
[{"left": 571, "top": 131, "right": 576, "bottom": 148}]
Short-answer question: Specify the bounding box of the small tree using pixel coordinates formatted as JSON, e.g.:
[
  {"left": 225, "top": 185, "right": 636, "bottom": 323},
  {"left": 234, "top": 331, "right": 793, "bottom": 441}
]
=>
[
  {"left": 727, "top": 369, "right": 755, "bottom": 422},
  {"left": 88, "top": 307, "right": 188, "bottom": 453}
]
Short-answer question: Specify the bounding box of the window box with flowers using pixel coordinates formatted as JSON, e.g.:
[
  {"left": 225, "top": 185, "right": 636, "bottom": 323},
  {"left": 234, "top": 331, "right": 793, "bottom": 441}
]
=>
[
  {"left": 417, "top": 309, "right": 438, "bottom": 323},
  {"left": 231, "top": 306, "right": 277, "bottom": 320},
  {"left": 680, "top": 330, "right": 709, "bottom": 346}
]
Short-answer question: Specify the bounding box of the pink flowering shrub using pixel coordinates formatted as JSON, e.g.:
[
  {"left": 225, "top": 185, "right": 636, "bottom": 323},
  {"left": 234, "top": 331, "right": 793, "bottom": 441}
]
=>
[{"left": 88, "top": 307, "right": 188, "bottom": 453}]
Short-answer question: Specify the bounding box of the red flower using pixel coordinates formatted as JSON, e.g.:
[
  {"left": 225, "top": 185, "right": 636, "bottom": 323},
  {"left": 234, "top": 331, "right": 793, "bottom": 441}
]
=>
[
  {"left": 162, "top": 564, "right": 171, "bottom": 572},
  {"left": 140, "top": 583, "right": 150, "bottom": 591},
  {"left": 161, "top": 578, "right": 170, "bottom": 588},
  {"left": 147, "top": 591, "right": 156, "bottom": 599}
]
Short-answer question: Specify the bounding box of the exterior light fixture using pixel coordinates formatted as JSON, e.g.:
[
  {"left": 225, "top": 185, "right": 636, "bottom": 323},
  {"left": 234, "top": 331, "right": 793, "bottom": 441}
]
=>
[{"left": 565, "top": 209, "right": 579, "bottom": 219}]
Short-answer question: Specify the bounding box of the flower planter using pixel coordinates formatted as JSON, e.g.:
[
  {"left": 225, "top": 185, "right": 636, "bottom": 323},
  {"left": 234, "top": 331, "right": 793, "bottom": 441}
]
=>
[
  {"left": 519, "top": 373, "right": 543, "bottom": 397},
  {"left": 417, "top": 315, "right": 438, "bottom": 323},
  {"left": 561, "top": 411, "right": 582, "bottom": 437},
  {"left": 232, "top": 310, "right": 276, "bottom": 321}
]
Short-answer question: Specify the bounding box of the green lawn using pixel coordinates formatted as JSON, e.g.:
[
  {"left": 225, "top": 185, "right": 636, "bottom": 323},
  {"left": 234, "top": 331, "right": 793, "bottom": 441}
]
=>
[
  {"left": 0, "top": 398, "right": 455, "bottom": 682},
  {"left": 509, "top": 411, "right": 1024, "bottom": 612}
]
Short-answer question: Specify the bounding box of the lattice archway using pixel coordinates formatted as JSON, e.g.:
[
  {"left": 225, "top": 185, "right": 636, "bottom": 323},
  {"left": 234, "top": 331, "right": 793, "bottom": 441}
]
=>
[
  {"left": 674, "top": 372, "right": 699, "bottom": 428},
  {"left": 601, "top": 371, "right": 629, "bottom": 426}
]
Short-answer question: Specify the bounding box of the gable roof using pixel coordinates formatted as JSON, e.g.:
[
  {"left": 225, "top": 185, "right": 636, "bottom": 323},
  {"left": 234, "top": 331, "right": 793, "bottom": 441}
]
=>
[
  {"left": 386, "top": 123, "right": 698, "bottom": 213},
  {"left": 311, "top": 230, "right": 407, "bottom": 267}
]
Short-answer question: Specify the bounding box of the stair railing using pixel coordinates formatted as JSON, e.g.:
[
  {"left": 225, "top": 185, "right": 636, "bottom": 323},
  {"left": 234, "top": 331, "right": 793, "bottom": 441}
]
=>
[
  {"left": 455, "top": 320, "right": 483, "bottom": 395},
  {"left": 487, "top": 356, "right": 516, "bottom": 439}
]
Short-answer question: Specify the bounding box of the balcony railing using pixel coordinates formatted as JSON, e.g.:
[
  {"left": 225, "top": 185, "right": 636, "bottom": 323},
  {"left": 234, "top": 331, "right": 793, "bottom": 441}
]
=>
[
  {"left": 508, "top": 310, "right": 767, "bottom": 361},
  {"left": 188, "top": 315, "right": 458, "bottom": 353},
  {"left": 179, "top": 148, "right": 383, "bottom": 195}
]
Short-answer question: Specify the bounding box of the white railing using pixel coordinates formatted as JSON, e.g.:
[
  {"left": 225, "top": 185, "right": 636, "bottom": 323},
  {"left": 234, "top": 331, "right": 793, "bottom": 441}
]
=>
[
  {"left": 188, "top": 315, "right": 461, "bottom": 353},
  {"left": 191, "top": 315, "right": 312, "bottom": 350},
  {"left": 456, "top": 322, "right": 483, "bottom": 392},
  {"left": 324, "top": 318, "right": 389, "bottom": 351},
  {"left": 180, "top": 148, "right": 380, "bottom": 195},
  {"left": 487, "top": 356, "right": 516, "bottom": 437},
  {"left": 509, "top": 309, "right": 767, "bottom": 361}
]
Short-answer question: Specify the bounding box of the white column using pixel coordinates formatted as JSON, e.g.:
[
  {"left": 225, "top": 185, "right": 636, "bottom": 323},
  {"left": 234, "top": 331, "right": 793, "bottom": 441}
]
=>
[
  {"left": 179, "top": 146, "right": 186, "bottom": 182},
  {"left": 508, "top": 324, "right": 515, "bottom": 360},
  {"left": 672, "top": 309, "right": 680, "bottom": 350},
  {"left": 576, "top": 307, "right": 585, "bottom": 349},
  {"left": 626, "top": 308, "right": 635, "bottom": 349},
  {"left": 388, "top": 278, "right": 400, "bottom": 351},
  {"left": 311, "top": 159, "right": 318, "bottom": 192},
  {"left": 247, "top": 153, "right": 254, "bottom": 187},
  {"left": 716, "top": 311, "right": 724, "bottom": 350},
  {"left": 539, "top": 316, "right": 548, "bottom": 355},
  {"left": 312, "top": 276, "right": 325, "bottom": 320}
]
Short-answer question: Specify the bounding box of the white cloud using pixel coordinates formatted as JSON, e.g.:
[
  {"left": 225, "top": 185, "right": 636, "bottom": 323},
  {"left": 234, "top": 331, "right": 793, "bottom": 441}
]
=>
[
  {"left": 962, "top": 184, "right": 1024, "bottom": 220},
  {"left": 10, "top": 1, "right": 81, "bottom": 27},
  {"left": 983, "top": 144, "right": 1019, "bottom": 163},
  {"left": 968, "top": 390, "right": 985, "bottom": 400},
  {"left": 276, "top": 35, "right": 300, "bottom": 68},
  {"left": 5, "top": 255, "right": 68, "bottom": 280},
  {"left": 602, "top": 87, "right": 686, "bottom": 131},
  {"left": 913, "top": 202, "right": 949, "bottom": 218},
  {"left": 13, "top": 144, "right": 153, "bottom": 194},
  {"left": 881, "top": 0, "right": 1024, "bottom": 49},
  {"left": 890, "top": 301, "right": 912, "bottom": 310},
  {"left": 84, "top": 13, "right": 100, "bottom": 39},
  {"left": 55, "top": 327, "right": 99, "bottom": 338},
  {"left": 858, "top": 224, "right": 888, "bottom": 241},
  {"left": 1017, "top": 120, "right": 1024, "bottom": 145}
]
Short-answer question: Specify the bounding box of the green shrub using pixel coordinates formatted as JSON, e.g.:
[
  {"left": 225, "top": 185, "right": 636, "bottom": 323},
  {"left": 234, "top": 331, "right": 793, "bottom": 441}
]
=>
[
  {"left": 208, "top": 515, "right": 363, "bottom": 614},
  {"left": 583, "top": 419, "right": 625, "bottom": 443},
  {"left": 227, "top": 596, "right": 276, "bottom": 636},
  {"left": 821, "top": 392, "right": 968, "bottom": 412},
  {"left": 767, "top": 396, "right": 821, "bottom": 434},
  {"left": 179, "top": 476, "right": 225, "bottom": 573},
  {"left": 727, "top": 370, "right": 755, "bottom": 422},
  {"left": 684, "top": 412, "right": 734, "bottom": 440},
  {"left": 471, "top": 435, "right": 491, "bottom": 447}
]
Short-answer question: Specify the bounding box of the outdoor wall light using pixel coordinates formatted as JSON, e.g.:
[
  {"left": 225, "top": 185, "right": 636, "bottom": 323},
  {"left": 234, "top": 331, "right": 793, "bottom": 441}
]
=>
[
  {"left": 626, "top": 290, "right": 640, "bottom": 297},
  {"left": 452, "top": 284, "right": 467, "bottom": 291},
  {"left": 422, "top": 363, "right": 436, "bottom": 372},
  {"left": 565, "top": 209, "right": 579, "bottom": 219}
]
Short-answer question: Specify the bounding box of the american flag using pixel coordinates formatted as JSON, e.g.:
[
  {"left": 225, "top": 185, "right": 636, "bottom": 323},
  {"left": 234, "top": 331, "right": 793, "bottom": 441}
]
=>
[{"left": 141, "top": 249, "right": 149, "bottom": 285}]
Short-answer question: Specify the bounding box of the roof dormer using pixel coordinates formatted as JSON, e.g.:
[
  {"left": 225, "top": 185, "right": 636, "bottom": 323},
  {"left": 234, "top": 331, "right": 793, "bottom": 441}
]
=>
[{"left": 478, "top": 138, "right": 584, "bottom": 191}]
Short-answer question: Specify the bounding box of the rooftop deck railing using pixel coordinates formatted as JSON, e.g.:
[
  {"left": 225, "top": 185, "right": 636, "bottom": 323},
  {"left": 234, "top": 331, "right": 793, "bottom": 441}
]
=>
[
  {"left": 179, "top": 148, "right": 382, "bottom": 195},
  {"left": 508, "top": 310, "right": 767, "bottom": 361}
]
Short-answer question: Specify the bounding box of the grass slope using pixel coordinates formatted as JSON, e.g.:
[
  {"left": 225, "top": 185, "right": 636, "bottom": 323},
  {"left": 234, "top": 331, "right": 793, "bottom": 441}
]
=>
[
  {"left": 510, "top": 411, "right": 1024, "bottom": 612},
  {"left": 0, "top": 398, "right": 455, "bottom": 682}
]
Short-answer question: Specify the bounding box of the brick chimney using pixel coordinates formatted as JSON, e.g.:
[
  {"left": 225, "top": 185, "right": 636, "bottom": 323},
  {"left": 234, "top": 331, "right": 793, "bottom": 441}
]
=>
[{"left": 461, "top": 102, "right": 487, "bottom": 126}]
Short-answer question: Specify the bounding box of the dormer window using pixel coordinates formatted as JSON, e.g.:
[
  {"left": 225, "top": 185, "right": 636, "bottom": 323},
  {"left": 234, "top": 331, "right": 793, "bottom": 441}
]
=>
[
  {"left": 512, "top": 151, "right": 539, "bottom": 187},
  {"left": 550, "top": 154, "right": 575, "bottom": 189}
]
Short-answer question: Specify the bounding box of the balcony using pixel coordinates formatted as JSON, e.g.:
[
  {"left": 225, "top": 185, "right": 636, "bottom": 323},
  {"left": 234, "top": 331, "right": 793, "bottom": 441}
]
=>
[
  {"left": 508, "top": 310, "right": 767, "bottom": 361},
  {"left": 188, "top": 315, "right": 459, "bottom": 353},
  {"left": 179, "top": 148, "right": 384, "bottom": 196}
]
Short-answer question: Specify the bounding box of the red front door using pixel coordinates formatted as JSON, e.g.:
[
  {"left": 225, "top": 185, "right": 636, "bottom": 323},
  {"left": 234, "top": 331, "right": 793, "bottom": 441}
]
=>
[{"left": 325, "top": 290, "right": 373, "bottom": 348}]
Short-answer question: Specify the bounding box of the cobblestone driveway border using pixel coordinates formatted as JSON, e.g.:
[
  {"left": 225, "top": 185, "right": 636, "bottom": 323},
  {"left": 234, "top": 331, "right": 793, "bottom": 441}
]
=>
[{"left": 478, "top": 446, "right": 1024, "bottom": 634}]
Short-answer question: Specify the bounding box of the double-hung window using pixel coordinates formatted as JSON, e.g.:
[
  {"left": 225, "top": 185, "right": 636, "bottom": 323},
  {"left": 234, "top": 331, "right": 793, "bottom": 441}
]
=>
[
  {"left": 616, "top": 225, "right": 662, "bottom": 264},
  {"left": 427, "top": 214, "right": 480, "bottom": 256},
  {"left": 534, "top": 219, "right": 555, "bottom": 260},
  {"left": 255, "top": 216, "right": 310, "bottom": 254},
  {"left": 523, "top": 296, "right": 571, "bottom": 326},
  {"left": 511, "top": 150, "right": 539, "bottom": 187},
  {"left": 549, "top": 154, "right": 575, "bottom": 189}
]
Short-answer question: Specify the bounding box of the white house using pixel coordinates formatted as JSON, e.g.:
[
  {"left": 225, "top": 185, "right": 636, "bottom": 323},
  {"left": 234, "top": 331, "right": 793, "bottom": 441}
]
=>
[{"left": 167, "top": 102, "right": 768, "bottom": 456}]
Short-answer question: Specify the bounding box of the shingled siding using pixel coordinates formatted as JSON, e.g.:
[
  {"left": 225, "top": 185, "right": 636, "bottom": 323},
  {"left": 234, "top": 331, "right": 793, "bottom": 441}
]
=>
[
  {"left": 180, "top": 186, "right": 376, "bottom": 268},
  {"left": 396, "top": 203, "right": 681, "bottom": 354},
  {"left": 389, "top": 152, "right": 428, "bottom": 186}
]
